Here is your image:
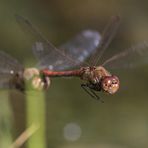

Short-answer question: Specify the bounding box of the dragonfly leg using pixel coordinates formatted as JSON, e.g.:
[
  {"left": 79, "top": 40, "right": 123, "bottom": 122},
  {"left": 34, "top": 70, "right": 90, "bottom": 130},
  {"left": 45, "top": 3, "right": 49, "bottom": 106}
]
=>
[
  {"left": 81, "top": 84, "right": 104, "bottom": 102},
  {"left": 81, "top": 84, "right": 96, "bottom": 99},
  {"left": 89, "top": 88, "right": 104, "bottom": 103}
]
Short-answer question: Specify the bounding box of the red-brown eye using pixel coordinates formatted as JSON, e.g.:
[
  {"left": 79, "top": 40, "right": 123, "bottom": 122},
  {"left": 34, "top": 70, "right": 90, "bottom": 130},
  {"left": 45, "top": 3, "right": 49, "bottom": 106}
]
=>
[{"left": 101, "top": 75, "right": 119, "bottom": 94}]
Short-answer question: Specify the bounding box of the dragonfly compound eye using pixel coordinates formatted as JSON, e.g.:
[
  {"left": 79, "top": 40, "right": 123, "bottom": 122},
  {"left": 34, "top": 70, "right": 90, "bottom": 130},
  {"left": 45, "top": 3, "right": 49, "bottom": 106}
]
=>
[{"left": 101, "top": 75, "right": 119, "bottom": 94}]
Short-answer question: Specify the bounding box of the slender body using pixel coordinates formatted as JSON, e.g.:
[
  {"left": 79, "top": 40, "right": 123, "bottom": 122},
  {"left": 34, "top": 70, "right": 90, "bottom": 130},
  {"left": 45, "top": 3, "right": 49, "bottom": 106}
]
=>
[
  {"left": 12, "top": 15, "right": 121, "bottom": 100},
  {"left": 2, "top": 15, "right": 146, "bottom": 100},
  {"left": 41, "top": 66, "right": 119, "bottom": 95},
  {"left": 7, "top": 65, "right": 119, "bottom": 100}
]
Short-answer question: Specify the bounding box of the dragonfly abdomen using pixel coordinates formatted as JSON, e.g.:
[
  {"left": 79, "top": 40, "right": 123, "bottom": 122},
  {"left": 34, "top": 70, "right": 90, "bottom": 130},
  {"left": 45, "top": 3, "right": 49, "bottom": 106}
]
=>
[{"left": 41, "top": 69, "right": 82, "bottom": 77}]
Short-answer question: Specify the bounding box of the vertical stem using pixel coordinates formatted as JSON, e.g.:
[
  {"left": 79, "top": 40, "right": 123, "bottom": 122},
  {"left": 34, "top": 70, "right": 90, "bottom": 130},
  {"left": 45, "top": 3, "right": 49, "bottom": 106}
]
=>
[
  {"left": 0, "top": 91, "right": 12, "bottom": 148},
  {"left": 26, "top": 91, "right": 46, "bottom": 148}
]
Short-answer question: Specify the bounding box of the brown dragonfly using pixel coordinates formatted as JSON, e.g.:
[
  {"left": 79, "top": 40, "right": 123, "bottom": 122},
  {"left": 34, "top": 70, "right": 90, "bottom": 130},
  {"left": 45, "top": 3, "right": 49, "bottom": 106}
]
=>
[{"left": 0, "top": 15, "right": 147, "bottom": 101}]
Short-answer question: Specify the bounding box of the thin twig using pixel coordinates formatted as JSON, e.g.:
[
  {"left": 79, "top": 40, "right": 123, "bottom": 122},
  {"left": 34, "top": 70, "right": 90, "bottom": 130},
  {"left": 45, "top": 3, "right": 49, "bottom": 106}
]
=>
[{"left": 10, "top": 123, "right": 40, "bottom": 148}]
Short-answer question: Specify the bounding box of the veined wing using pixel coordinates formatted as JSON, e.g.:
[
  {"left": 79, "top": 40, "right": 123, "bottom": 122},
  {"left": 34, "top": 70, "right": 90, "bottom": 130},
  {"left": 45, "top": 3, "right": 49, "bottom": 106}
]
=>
[
  {"left": 0, "top": 51, "right": 24, "bottom": 88},
  {"left": 16, "top": 15, "right": 101, "bottom": 70},
  {"left": 0, "top": 75, "right": 14, "bottom": 89},
  {"left": 90, "top": 15, "right": 120, "bottom": 66},
  {"left": 58, "top": 30, "right": 101, "bottom": 68},
  {"left": 102, "top": 41, "right": 148, "bottom": 69},
  {"left": 33, "top": 30, "right": 101, "bottom": 70},
  {"left": 0, "top": 51, "right": 23, "bottom": 73}
]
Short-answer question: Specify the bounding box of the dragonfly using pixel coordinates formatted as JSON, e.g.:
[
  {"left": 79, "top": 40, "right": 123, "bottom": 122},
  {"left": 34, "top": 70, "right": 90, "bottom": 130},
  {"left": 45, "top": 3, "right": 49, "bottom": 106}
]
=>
[{"left": 1, "top": 15, "right": 148, "bottom": 100}]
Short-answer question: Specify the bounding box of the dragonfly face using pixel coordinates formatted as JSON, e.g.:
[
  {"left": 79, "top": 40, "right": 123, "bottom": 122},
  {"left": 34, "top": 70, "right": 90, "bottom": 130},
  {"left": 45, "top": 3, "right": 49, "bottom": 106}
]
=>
[
  {"left": 101, "top": 75, "right": 119, "bottom": 94},
  {"left": 82, "top": 66, "right": 119, "bottom": 94}
]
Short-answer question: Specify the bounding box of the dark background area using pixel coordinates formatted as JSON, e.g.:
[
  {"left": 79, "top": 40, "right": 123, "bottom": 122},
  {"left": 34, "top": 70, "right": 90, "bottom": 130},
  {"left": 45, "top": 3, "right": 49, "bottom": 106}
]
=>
[{"left": 0, "top": 0, "right": 148, "bottom": 148}]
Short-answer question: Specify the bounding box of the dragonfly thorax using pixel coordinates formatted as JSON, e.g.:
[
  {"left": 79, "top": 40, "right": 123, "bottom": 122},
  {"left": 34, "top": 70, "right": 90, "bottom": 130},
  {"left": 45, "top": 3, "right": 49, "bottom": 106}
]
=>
[
  {"left": 81, "top": 66, "right": 111, "bottom": 84},
  {"left": 81, "top": 66, "right": 119, "bottom": 94}
]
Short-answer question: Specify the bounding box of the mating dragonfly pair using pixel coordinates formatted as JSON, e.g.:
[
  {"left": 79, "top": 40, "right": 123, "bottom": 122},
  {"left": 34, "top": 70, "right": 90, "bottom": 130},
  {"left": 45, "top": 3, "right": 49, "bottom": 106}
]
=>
[{"left": 0, "top": 15, "right": 148, "bottom": 100}]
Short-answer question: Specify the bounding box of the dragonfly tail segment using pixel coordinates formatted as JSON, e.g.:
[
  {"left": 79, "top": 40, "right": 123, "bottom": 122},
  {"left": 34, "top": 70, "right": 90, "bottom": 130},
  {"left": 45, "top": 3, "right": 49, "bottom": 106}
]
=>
[{"left": 41, "top": 69, "right": 82, "bottom": 77}]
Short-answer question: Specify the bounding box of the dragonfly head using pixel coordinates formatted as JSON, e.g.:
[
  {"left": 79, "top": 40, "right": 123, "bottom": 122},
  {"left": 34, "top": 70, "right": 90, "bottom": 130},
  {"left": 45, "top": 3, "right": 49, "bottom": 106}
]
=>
[{"left": 101, "top": 75, "right": 119, "bottom": 94}]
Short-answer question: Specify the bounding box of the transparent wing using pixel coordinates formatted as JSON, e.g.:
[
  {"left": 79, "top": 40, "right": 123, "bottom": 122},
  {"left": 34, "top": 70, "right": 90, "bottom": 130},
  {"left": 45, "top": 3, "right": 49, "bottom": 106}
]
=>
[
  {"left": 90, "top": 15, "right": 120, "bottom": 66},
  {"left": 16, "top": 15, "right": 101, "bottom": 70},
  {"left": 0, "top": 75, "right": 13, "bottom": 89},
  {"left": 102, "top": 41, "right": 148, "bottom": 69},
  {"left": 0, "top": 51, "right": 24, "bottom": 88},
  {"left": 0, "top": 51, "right": 23, "bottom": 73},
  {"left": 33, "top": 30, "right": 101, "bottom": 70},
  {"left": 57, "top": 30, "right": 101, "bottom": 68}
]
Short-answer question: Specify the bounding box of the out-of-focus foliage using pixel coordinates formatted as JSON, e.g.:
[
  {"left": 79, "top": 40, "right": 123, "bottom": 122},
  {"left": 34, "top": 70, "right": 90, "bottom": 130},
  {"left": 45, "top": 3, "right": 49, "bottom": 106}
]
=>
[{"left": 0, "top": 0, "right": 148, "bottom": 148}]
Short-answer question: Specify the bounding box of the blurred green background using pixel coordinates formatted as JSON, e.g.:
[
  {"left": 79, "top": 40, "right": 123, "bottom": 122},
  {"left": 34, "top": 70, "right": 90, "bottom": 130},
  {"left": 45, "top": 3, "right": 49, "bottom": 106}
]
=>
[{"left": 0, "top": 0, "right": 148, "bottom": 148}]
